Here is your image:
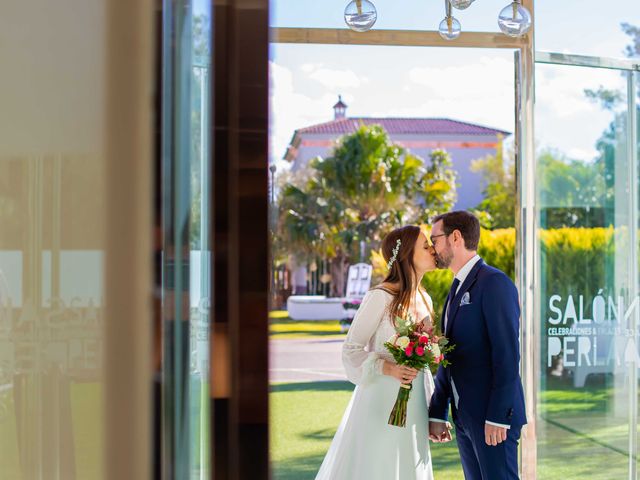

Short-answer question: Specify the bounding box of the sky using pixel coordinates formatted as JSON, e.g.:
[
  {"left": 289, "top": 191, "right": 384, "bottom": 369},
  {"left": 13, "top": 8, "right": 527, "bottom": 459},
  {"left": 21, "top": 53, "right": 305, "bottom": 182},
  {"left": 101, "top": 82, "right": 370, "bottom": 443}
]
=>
[{"left": 268, "top": 0, "right": 640, "bottom": 169}]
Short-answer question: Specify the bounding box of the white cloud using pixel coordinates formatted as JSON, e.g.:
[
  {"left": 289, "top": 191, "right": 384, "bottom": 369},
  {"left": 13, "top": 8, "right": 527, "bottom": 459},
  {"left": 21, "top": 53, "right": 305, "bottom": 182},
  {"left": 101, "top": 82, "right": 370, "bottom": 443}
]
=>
[
  {"left": 306, "top": 65, "right": 364, "bottom": 89},
  {"left": 408, "top": 56, "right": 514, "bottom": 100},
  {"left": 269, "top": 61, "right": 337, "bottom": 164},
  {"left": 535, "top": 64, "right": 626, "bottom": 159},
  {"left": 396, "top": 56, "right": 515, "bottom": 132},
  {"left": 300, "top": 63, "right": 323, "bottom": 73},
  {"left": 567, "top": 147, "right": 599, "bottom": 161}
]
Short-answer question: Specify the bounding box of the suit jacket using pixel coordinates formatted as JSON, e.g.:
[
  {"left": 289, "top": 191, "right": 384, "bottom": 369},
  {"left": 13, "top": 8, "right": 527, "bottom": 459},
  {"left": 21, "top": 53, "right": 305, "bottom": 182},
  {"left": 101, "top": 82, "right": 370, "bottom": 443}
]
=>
[{"left": 428, "top": 258, "right": 527, "bottom": 428}]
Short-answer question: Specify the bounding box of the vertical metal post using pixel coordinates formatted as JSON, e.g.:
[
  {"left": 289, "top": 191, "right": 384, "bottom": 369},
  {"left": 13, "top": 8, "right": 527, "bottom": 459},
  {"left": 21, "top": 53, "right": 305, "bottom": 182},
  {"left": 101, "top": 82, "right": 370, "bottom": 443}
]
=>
[
  {"left": 515, "top": 1, "right": 537, "bottom": 474},
  {"left": 627, "top": 69, "right": 638, "bottom": 480}
]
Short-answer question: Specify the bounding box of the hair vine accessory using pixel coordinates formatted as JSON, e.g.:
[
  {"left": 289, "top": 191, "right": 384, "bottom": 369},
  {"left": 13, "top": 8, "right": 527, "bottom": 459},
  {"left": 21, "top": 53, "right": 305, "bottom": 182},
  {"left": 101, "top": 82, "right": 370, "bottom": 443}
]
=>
[{"left": 387, "top": 238, "right": 402, "bottom": 269}]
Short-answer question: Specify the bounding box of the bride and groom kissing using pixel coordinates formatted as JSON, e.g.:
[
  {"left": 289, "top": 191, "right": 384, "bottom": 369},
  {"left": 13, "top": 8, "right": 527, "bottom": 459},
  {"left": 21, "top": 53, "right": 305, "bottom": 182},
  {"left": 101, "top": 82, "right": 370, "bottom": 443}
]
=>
[{"left": 316, "top": 210, "right": 527, "bottom": 480}]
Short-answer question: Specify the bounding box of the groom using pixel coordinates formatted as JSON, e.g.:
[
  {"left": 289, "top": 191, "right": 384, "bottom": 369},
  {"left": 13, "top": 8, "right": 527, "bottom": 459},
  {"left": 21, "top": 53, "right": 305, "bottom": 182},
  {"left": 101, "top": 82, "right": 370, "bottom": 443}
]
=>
[{"left": 427, "top": 211, "right": 526, "bottom": 479}]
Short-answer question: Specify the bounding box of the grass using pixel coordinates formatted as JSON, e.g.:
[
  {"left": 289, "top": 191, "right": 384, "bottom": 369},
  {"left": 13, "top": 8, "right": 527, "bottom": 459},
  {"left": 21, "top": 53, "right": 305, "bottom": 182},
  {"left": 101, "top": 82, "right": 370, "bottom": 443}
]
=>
[
  {"left": 536, "top": 378, "right": 634, "bottom": 479},
  {"left": 271, "top": 378, "right": 640, "bottom": 479},
  {"left": 269, "top": 316, "right": 347, "bottom": 340},
  {"left": 269, "top": 380, "right": 464, "bottom": 480}
]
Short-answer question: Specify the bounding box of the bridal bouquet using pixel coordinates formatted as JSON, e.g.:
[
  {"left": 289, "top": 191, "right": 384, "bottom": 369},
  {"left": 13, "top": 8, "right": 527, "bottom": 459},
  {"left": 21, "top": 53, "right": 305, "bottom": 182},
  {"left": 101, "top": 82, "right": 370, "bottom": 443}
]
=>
[{"left": 384, "top": 314, "right": 454, "bottom": 427}]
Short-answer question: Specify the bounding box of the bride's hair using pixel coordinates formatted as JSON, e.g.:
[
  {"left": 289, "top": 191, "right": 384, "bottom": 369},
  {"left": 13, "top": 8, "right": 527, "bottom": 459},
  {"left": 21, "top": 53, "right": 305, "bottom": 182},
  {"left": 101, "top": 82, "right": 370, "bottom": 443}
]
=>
[{"left": 377, "top": 225, "right": 433, "bottom": 323}]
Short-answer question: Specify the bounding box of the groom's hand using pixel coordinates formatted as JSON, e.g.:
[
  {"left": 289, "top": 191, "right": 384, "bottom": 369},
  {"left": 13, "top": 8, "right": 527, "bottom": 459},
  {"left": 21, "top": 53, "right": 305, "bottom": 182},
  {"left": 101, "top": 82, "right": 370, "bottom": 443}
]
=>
[
  {"left": 428, "top": 421, "right": 452, "bottom": 443},
  {"left": 484, "top": 424, "right": 507, "bottom": 446}
]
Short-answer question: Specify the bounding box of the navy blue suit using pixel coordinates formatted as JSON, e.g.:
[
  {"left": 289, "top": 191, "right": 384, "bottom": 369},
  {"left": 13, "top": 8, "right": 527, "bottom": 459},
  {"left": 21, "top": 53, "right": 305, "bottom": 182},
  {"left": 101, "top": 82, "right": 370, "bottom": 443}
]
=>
[{"left": 429, "top": 258, "right": 526, "bottom": 479}]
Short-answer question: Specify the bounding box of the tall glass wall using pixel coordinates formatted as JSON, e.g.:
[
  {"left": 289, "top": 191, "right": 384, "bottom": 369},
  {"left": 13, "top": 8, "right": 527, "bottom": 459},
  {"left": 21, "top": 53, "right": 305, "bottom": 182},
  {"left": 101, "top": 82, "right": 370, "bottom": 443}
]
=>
[
  {"left": 161, "top": 0, "right": 212, "bottom": 478},
  {"left": 0, "top": 2, "right": 108, "bottom": 478},
  {"left": 535, "top": 60, "right": 639, "bottom": 478}
]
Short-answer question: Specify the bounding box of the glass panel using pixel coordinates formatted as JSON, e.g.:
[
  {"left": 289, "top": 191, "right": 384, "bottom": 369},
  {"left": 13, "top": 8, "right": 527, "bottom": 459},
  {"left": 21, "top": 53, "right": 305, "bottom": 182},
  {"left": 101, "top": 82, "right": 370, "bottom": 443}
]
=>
[
  {"left": 536, "top": 1, "right": 640, "bottom": 59},
  {"left": 161, "top": 0, "right": 212, "bottom": 478},
  {"left": 535, "top": 62, "right": 637, "bottom": 478},
  {"left": 0, "top": 3, "right": 106, "bottom": 479},
  {"left": 634, "top": 69, "right": 640, "bottom": 477}
]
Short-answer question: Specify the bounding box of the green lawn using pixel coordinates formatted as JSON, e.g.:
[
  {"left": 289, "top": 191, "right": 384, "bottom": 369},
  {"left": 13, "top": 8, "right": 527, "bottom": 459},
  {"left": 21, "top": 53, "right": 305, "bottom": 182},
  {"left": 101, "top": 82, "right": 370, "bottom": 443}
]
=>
[
  {"left": 270, "top": 381, "right": 464, "bottom": 480},
  {"left": 537, "top": 380, "right": 634, "bottom": 479},
  {"left": 271, "top": 379, "right": 640, "bottom": 479},
  {"left": 269, "top": 318, "right": 347, "bottom": 340}
]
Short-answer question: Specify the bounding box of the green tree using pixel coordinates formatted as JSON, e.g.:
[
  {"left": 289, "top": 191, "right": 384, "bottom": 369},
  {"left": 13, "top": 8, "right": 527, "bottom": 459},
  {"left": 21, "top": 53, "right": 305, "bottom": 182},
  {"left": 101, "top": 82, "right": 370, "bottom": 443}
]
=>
[
  {"left": 537, "top": 150, "right": 609, "bottom": 228},
  {"left": 470, "top": 138, "right": 516, "bottom": 229},
  {"left": 581, "top": 23, "right": 639, "bottom": 229},
  {"left": 584, "top": 23, "right": 639, "bottom": 109},
  {"left": 278, "top": 124, "right": 457, "bottom": 296}
]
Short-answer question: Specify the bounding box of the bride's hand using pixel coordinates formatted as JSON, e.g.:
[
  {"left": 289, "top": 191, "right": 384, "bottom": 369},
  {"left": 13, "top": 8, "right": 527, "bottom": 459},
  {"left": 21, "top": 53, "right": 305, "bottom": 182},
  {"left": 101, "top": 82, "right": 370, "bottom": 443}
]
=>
[
  {"left": 383, "top": 361, "right": 418, "bottom": 384},
  {"left": 414, "top": 321, "right": 432, "bottom": 334}
]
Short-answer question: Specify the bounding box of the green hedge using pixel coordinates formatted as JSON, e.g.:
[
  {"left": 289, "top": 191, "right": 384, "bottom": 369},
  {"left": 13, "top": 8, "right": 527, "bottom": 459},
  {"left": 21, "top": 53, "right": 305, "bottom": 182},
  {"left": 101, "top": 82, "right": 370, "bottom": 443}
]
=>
[{"left": 422, "top": 227, "right": 623, "bottom": 326}]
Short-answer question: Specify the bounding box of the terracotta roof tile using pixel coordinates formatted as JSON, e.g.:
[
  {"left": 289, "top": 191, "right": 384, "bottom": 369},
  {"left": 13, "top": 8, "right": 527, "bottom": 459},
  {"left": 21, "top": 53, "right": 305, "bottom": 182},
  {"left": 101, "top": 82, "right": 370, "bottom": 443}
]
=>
[{"left": 296, "top": 117, "right": 510, "bottom": 136}]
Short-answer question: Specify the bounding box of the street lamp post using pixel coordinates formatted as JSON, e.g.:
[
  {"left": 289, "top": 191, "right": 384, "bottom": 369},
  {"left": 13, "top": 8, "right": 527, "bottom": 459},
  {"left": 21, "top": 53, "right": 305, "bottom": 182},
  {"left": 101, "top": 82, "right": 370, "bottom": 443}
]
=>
[
  {"left": 269, "top": 164, "right": 277, "bottom": 305},
  {"left": 269, "top": 164, "right": 276, "bottom": 205}
]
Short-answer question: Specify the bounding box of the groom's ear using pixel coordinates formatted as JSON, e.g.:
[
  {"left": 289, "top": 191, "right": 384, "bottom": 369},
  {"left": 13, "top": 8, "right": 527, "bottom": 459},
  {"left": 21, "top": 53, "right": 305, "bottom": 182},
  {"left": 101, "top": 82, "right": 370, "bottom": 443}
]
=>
[{"left": 451, "top": 229, "right": 463, "bottom": 246}]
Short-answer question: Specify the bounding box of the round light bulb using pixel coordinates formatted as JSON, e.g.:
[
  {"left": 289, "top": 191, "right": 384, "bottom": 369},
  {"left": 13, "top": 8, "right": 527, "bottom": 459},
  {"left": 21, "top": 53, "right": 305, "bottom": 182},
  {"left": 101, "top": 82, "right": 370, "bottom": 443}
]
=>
[
  {"left": 497, "top": 2, "right": 532, "bottom": 37},
  {"left": 438, "top": 16, "right": 461, "bottom": 40},
  {"left": 344, "top": 0, "right": 377, "bottom": 32},
  {"left": 449, "top": 0, "right": 474, "bottom": 10}
]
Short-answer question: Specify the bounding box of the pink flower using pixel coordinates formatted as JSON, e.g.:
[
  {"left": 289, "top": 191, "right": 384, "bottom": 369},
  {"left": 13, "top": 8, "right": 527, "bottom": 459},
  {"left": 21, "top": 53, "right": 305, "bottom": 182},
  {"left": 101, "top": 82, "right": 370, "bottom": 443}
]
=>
[
  {"left": 405, "top": 345, "right": 414, "bottom": 356},
  {"left": 415, "top": 346, "right": 425, "bottom": 356},
  {"left": 419, "top": 335, "right": 428, "bottom": 344},
  {"left": 439, "top": 354, "right": 445, "bottom": 362}
]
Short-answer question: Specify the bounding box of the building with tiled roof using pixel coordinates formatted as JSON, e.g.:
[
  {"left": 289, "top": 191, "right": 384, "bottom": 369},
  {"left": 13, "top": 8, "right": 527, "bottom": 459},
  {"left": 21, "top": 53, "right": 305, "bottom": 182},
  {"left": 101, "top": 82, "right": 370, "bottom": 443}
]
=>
[{"left": 284, "top": 97, "right": 510, "bottom": 210}]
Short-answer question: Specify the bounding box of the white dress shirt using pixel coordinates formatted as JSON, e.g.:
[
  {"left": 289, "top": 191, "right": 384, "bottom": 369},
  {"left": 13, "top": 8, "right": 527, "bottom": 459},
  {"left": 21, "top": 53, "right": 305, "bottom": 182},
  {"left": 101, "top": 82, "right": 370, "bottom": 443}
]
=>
[{"left": 430, "top": 254, "right": 511, "bottom": 429}]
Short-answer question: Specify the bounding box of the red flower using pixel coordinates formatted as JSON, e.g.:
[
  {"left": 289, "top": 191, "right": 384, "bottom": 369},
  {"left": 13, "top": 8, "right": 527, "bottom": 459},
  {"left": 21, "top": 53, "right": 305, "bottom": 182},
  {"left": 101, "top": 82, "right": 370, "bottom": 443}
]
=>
[
  {"left": 415, "top": 346, "right": 425, "bottom": 356},
  {"left": 419, "top": 335, "right": 428, "bottom": 344},
  {"left": 405, "top": 345, "right": 414, "bottom": 356}
]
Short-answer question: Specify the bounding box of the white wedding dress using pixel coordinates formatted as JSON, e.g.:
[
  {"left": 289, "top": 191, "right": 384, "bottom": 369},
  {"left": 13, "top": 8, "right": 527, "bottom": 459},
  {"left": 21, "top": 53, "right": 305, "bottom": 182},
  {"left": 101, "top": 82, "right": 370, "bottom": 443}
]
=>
[{"left": 316, "top": 288, "right": 435, "bottom": 480}]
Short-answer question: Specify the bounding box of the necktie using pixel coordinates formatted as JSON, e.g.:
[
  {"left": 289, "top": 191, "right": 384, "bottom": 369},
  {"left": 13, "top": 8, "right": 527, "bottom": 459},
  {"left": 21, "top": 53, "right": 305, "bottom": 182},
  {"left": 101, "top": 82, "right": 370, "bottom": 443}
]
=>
[{"left": 445, "top": 277, "right": 461, "bottom": 332}]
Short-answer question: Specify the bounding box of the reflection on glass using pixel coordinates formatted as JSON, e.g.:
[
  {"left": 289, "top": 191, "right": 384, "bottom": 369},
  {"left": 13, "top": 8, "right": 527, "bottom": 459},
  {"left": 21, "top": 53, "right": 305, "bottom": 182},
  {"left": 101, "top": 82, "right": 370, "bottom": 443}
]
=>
[
  {"left": 536, "top": 63, "right": 638, "bottom": 478},
  {"left": 0, "top": 0, "right": 107, "bottom": 476},
  {"left": 438, "top": 15, "right": 462, "bottom": 40},
  {"left": 343, "top": 0, "right": 377, "bottom": 32},
  {"left": 0, "top": 159, "right": 105, "bottom": 480},
  {"left": 497, "top": 2, "right": 531, "bottom": 37},
  {"left": 161, "top": 0, "right": 211, "bottom": 478}
]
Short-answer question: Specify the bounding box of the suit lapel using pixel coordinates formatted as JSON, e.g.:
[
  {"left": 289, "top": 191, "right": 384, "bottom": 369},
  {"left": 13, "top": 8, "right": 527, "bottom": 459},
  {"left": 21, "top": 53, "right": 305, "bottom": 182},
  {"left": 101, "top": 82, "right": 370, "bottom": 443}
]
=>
[{"left": 445, "top": 258, "right": 485, "bottom": 337}]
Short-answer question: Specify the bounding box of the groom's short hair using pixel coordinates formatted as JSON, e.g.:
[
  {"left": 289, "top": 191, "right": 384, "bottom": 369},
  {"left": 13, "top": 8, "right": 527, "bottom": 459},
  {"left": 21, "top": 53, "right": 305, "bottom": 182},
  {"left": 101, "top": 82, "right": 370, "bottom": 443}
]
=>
[{"left": 433, "top": 211, "right": 480, "bottom": 250}]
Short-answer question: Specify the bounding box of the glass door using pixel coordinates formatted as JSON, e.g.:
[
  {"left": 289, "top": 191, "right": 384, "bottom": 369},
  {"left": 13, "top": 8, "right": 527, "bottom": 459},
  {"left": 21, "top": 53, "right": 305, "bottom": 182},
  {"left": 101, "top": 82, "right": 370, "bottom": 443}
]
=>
[{"left": 534, "top": 53, "right": 639, "bottom": 479}]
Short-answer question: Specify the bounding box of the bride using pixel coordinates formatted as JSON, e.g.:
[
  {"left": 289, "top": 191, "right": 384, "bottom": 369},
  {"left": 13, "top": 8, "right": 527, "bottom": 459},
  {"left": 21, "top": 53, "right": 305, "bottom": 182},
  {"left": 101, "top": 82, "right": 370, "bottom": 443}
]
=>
[{"left": 316, "top": 225, "right": 449, "bottom": 480}]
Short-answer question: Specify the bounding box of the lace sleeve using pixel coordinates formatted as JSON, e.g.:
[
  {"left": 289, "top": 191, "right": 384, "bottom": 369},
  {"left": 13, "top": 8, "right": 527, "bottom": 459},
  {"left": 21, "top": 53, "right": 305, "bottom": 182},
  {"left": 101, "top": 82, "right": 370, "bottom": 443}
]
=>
[{"left": 342, "top": 289, "right": 388, "bottom": 386}]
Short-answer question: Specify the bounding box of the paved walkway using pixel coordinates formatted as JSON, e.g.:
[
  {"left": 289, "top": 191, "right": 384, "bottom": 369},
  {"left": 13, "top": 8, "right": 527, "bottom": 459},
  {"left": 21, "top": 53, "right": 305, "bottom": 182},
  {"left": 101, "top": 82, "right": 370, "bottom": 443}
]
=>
[{"left": 269, "top": 337, "right": 348, "bottom": 383}]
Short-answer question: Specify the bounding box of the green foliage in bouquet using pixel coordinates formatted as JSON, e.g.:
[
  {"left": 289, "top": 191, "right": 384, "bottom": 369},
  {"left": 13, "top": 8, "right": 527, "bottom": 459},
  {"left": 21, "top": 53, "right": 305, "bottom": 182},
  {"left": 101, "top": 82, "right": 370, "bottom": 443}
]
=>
[
  {"left": 384, "top": 333, "right": 454, "bottom": 371},
  {"left": 384, "top": 316, "right": 455, "bottom": 427}
]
